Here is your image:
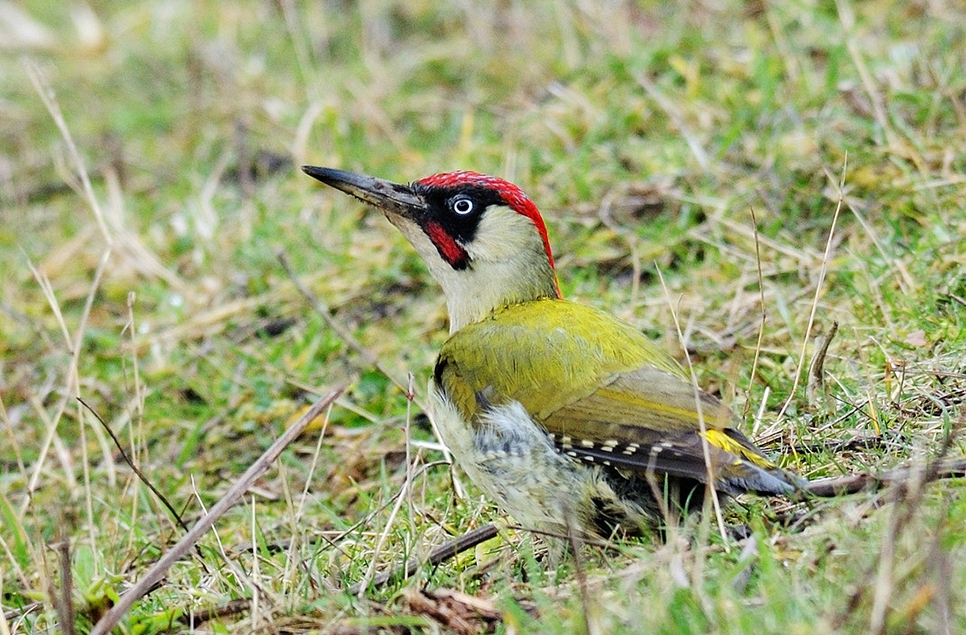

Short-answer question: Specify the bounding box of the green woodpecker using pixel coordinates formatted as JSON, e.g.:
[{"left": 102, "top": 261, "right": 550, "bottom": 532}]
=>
[{"left": 304, "top": 166, "right": 804, "bottom": 537}]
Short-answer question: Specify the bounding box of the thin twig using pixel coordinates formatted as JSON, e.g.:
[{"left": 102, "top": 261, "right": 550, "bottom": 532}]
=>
[
  {"left": 746, "top": 206, "right": 768, "bottom": 434},
  {"left": 808, "top": 321, "right": 838, "bottom": 390},
  {"left": 803, "top": 458, "right": 966, "bottom": 498},
  {"left": 179, "top": 598, "right": 253, "bottom": 628},
  {"left": 349, "top": 524, "right": 500, "bottom": 595},
  {"left": 89, "top": 386, "right": 344, "bottom": 635},
  {"left": 806, "top": 321, "right": 839, "bottom": 409},
  {"left": 77, "top": 398, "right": 191, "bottom": 535},
  {"left": 54, "top": 539, "right": 75, "bottom": 635}
]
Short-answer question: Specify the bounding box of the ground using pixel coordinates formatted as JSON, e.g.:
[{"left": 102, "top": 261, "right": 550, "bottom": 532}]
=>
[{"left": 1, "top": 0, "right": 965, "bottom": 633}]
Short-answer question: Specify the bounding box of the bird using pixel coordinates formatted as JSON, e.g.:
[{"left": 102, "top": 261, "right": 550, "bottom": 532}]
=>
[{"left": 303, "top": 165, "right": 805, "bottom": 538}]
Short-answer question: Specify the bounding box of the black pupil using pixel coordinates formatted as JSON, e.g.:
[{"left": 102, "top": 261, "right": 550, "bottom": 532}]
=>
[{"left": 454, "top": 198, "right": 472, "bottom": 214}]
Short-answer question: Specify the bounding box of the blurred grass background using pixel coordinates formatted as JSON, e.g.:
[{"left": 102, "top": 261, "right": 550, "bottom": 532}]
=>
[{"left": 1, "top": 0, "right": 965, "bottom": 632}]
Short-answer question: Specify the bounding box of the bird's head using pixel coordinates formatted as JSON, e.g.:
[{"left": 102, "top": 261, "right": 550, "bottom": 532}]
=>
[{"left": 304, "top": 166, "right": 561, "bottom": 332}]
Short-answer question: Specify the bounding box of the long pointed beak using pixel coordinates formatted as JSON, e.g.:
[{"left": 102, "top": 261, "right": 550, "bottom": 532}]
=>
[{"left": 302, "top": 166, "right": 425, "bottom": 220}]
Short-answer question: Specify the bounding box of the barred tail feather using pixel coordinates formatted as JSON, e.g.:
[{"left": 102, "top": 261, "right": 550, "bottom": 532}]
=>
[{"left": 705, "top": 428, "right": 807, "bottom": 495}]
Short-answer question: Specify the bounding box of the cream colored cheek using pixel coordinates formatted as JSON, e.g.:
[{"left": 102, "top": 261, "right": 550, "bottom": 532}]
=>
[{"left": 466, "top": 207, "right": 542, "bottom": 262}]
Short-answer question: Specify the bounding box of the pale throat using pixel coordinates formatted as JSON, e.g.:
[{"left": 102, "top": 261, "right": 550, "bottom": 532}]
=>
[{"left": 438, "top": 259, "right": 556, "bottom": 332}]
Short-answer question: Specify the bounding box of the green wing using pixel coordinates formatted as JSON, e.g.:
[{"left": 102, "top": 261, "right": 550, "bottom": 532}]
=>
[
  {"left": 434, "top": 299, "right": 800, "bottom": 494},
  {"left": 436, "top": 298, "right": 700, "bottom": 425}
]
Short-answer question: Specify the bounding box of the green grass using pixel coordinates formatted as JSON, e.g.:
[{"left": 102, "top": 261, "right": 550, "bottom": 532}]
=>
[{"left": 2, "top": 0, "right": 965, "bottom": 632}]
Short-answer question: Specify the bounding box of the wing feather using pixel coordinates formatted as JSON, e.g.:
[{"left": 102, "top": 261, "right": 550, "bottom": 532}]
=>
[{"left": 435, "top": 299, "right": 801, "bottom": 495}]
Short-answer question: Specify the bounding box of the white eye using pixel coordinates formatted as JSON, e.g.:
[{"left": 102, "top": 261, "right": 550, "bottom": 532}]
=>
[{"left": 452, "top": 197, "right": 474, "bottom": 215}]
